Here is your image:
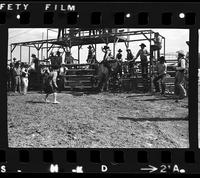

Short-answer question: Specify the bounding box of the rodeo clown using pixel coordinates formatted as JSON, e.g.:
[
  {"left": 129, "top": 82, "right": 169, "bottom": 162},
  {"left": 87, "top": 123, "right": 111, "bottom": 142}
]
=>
[{"left": 174, "top": 50, "right": 187, "bottom": 100}]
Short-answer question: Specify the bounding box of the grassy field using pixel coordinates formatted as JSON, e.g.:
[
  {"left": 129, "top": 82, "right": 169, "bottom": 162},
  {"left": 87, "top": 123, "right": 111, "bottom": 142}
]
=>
[{"left": 7, "top": 91, "right": 189, "bottom": 148}]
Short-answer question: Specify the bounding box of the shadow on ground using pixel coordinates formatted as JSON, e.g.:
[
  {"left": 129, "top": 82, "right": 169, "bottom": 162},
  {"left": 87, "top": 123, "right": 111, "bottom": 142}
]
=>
[{"left": 118, "top": 116, "right": 188, "bottom": 122}]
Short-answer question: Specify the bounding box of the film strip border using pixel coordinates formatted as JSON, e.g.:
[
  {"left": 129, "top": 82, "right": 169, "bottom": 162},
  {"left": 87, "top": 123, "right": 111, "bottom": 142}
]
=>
[
  {"left": 0, "top": 1, "right": 200, "bottom": 174},
  {"left": 0, "top": 149, "right": 200, "bottom": 173},
  {"left": 0, "top": 2, "right": 199, "bottom": 27}
]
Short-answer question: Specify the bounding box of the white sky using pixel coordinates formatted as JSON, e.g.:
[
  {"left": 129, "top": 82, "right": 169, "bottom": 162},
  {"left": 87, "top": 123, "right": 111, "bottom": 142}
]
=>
[{"left": 8, "top": 28, "right": 191, "bottom": 64}]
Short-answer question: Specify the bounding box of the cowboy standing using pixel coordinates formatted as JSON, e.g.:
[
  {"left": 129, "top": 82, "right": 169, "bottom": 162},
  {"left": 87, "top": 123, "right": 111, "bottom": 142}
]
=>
[
  {"left": 13, "top": 61, "right": 22, "bottom": 93},
  {"left": 174, "top": 50, "right": 187, "bottom": 99},
  {"left": 116, "top": 49, "right": 123, "bottom": 61},
  {"left": 134, "top": 43, "right": 150, "bottom": 79},
  {"left": 125, "top": 49, "right": 135, "bottom": 75},
  {"left": 153, "top": 56, "right": 167, "bottom": 95}
]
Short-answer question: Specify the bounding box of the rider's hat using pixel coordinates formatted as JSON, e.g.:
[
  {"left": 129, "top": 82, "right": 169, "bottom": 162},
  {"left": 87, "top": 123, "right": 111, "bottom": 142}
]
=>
[
  {"left": 140, "top": 43, "right": 146, "bottom": 47},
  {"left": 118, "top": 49, "right": 122, "bottom": 52},
  {"left": 88, "top": 45, "right": 92, "bottom": 49},
  {"left": 31, "top": 54, "right": 36, "bottom": 57},
  {"left": 102, "top": 45, "right": 110, "bottom": 50}
]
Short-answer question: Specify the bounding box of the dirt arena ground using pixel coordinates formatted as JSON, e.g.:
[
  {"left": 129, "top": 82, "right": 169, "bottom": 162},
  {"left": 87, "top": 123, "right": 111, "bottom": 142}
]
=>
[{"left": 7, "top": 91, "right": 189, "bottom": 148}]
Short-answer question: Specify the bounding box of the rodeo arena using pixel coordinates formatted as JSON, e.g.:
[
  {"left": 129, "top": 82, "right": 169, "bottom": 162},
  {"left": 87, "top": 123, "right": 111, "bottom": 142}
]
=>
[{"left": 7, "top": 28, "right": 189, "bottom": 148}]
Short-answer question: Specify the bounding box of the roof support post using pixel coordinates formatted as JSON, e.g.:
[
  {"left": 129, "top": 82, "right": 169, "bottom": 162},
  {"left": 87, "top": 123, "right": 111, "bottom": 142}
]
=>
[
  {"left": 28, "top": 46, "right": 31, "bottom": 64},
  {"left": 10, "top": 44, "right": 12, "bottom": 63},
  {"left": 20, "top": 45, "right": 22, "bottom": 62}
]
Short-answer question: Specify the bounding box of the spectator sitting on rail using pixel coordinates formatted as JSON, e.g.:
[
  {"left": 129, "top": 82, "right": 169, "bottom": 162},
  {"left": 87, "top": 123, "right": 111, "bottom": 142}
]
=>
[
  {"left": 134, "top": 43, "right": 150, "bottom": 79},
  {"left": 153, "top": 56, "right": 167, "bottom": 95},
  {"left": 174, "top": 50, "right": 187, "bottom": 100},
  {"left": 43, "top": 65, "right": 60, "bottom": 104},
  {"left": 152, "top": 32, "right": 162, "bottom": 50}
]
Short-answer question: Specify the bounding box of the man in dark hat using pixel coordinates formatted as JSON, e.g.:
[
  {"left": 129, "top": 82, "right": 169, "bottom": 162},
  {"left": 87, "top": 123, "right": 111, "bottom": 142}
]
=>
[
  {"left": 153, "top": 56, "right": 167, "bottom": 95},
  {"left": 116, "top": 49, "right": 123, "bottom": 61},
  {"left": 134, "top": 43, "right": 150, "bottom": 78}
]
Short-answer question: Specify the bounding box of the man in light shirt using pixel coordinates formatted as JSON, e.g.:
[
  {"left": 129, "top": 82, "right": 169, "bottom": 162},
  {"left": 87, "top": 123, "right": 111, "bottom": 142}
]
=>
[
  {"left": 174, "top": 50, "right": 187, "bottom": 99},
  {"left": 134, "top": 43, "right": 150, "bottom": 79},
  {"left": 153, "top": 56, "right": 167, "bottom": 95}
]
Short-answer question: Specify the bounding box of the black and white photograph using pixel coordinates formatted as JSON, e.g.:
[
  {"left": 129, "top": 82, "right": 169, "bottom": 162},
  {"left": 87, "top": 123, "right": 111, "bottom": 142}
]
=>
[{"left": 7, "top": 28, "right": 189, "bottom": 148}]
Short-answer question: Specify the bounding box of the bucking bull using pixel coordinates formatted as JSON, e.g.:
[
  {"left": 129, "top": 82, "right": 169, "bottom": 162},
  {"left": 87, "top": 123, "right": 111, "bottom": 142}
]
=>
[{"left": 93, "top": 59, "right": 123, "bottom": 92}]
